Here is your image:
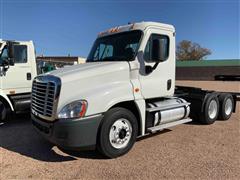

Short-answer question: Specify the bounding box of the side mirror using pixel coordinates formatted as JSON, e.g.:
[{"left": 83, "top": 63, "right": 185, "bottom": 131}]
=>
[
  {"left": 8, "top": 58, "right": 15, "bottom": 66},
  {"left": 7, "top": 43, "right": 15, "bottom": 66},
  {"left": 151, "top": 39, "right": 167, "bottom": 62}
]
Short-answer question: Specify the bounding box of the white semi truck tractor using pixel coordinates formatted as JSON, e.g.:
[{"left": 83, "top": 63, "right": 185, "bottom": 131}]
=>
[
  {"left": 31, "top": 22, "right": 239, "bottom": 158},
  {"left": 0, "top": 40, "right": 37, "bottom": 122}
]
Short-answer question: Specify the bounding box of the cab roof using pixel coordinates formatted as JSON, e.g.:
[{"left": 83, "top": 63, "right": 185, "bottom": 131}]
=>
[
  {"left": 98, "top": 21, "right": 175, "bottom": 38},
  {"left": 0, "top": 39, "right": 33, "bottom": 44}
]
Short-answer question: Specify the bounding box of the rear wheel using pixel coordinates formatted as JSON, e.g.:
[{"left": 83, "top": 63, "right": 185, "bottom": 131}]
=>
[
  {"left": 200, "top": 94, "right": 219, "bottom": 124},
  {"left": 218, "top": 93, "right": 234, "bottom": 120},
  {"left": 97, "top": 107, "right": 138, "bottom": 158}
]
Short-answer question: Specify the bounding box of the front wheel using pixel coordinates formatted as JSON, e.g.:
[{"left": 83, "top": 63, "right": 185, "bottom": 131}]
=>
[
  {"left": 0, "top": 101, "right": 9, "bottom": 122},
  {"left": 97, "top": 107, "right": 138, "bottom": 158}
]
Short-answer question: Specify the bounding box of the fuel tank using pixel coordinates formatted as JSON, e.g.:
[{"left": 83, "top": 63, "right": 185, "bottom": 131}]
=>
[{"left": 147, "top": 98, "right": 190, "bottom": 127}]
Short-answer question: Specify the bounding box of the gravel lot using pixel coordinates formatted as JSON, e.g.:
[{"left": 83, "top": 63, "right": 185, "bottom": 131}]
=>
[{"left": 1, "top": 81, "right": 239, "bottom": 179}]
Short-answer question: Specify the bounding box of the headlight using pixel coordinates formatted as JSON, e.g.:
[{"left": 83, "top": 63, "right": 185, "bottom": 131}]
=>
[{"left": 58, "top": 100, "right": 87, "bottom": 119}]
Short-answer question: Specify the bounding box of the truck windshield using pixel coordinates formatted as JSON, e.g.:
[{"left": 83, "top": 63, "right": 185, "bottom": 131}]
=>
[
  {"left": 0, "top": 43, "right": 2, "bottom": 54},
  {"left": 87, "top": 30, "right": 142, "bottom": 62}
]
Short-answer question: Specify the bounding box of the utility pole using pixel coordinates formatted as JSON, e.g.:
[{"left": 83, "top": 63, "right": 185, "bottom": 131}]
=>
[{"left": 0, "top": 0, "right": 3, "bottom": 39}]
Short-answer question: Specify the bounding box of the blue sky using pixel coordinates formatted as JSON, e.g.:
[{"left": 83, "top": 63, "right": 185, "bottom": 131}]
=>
[{"left": 0, "top": 0, "right": 239, "bottom": 59}]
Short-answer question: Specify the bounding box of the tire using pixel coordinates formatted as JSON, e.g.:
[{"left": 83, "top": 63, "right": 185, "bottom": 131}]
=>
[
  {"left": 218, "top": 93, "right": 234, "bottom": 120},
  {"left": 0, "top": 101, "right": 9, "bottom": 122},
  {"left": 200, "top": 94, "right": 219, "bottom": 125},
  {"left": 97, "top": 107, "right": 138, "bottom": 158}
]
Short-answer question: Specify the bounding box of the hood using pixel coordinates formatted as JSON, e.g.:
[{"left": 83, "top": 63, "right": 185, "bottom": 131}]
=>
[
  {"left": 48, "top": 61, "right": 130, "bottom": 83},
  {"left": 50, "top": 61, "right": 133, "bottom": 116}
]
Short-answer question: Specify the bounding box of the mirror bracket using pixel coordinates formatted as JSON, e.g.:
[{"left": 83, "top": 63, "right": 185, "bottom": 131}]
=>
[
  {"left": 145, "top": 62, "right": 159, "bottom": 74},
  {"left": 8, "top": 58, "right": 15, "bottom": 66}
]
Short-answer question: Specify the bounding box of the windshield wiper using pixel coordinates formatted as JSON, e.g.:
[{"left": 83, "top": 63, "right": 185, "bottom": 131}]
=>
[
  {"left": 102, "top": 56, "right": 129, "bottom": 61},
  {"left": 101, "top": 57, "right": 116, "bottom": 61},
  {"left": 87, "top": 57, "right": 128, "bottom": 62}
]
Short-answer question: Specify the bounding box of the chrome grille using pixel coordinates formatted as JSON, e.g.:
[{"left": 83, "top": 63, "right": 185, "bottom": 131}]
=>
[{"left": 31, "top": 75, "right": 61, "bottom": 121}]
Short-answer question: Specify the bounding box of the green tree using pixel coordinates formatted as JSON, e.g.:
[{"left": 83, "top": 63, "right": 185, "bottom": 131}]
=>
[{"left": 176, "top": 40, "right": 211, "bottom": 61}]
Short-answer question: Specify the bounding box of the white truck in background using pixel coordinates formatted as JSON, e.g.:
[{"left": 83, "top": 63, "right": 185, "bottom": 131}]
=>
[
  {"left": 31, "top": 22, "right": 239, "bottom": 158},
  {"left": 0, "top": 40, "right": 37, "bottom": 121}
]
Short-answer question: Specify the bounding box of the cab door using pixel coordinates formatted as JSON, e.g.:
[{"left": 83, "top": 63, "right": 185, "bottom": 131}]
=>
[
  {"left": 1, "top": 42, "right": 32, "bottom": 94},
  {"left": 138, "top": 28, "right": 175, "bottom": 99}
]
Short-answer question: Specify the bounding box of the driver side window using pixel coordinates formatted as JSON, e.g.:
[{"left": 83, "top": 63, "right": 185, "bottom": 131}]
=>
[{"left": 13, "top": 45, "right": 28, "bottom": 63}]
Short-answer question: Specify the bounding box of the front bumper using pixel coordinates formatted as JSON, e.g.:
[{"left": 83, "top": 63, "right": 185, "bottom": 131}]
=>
[{"left": 32, "top": 114, "right": 103, "bottom": 150}]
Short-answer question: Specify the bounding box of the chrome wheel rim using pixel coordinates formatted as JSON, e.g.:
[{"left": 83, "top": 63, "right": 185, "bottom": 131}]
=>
[
  {"left": 225, "top": 98, "right": 233, "bottom": 116},
  {"left": 109, "top": 118, "right": 132, "bottom": 149},
  {"left": 208, "top": 100, "right": 218, "bottom": 119}
]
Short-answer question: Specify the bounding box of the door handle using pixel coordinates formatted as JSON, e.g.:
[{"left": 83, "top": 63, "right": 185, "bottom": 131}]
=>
[
  {"left": 27, "top": 73, "right": 32, "bottom": 80},
  {"left": 167, "top": 79, "right": 172, "bottom": 90}
]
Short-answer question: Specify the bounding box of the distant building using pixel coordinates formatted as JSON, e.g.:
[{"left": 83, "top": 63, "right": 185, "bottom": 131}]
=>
[
  {"left": 176, "top": 59, "right": 240, "bottom": 81},
  {"left": 77, "top": 57, "right": 86, "bottom": 64},
  {"left": 36, "top": 56, "right": 86, "bottom": 65}
]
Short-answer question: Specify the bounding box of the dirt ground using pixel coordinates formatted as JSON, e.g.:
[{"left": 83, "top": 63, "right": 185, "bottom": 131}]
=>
[{"left": 0, "top": 81, "right": 239, "bottom": 179}]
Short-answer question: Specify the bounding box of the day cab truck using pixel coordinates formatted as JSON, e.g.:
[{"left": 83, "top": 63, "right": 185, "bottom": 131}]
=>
[
  {"left": 31, "top": 22, "right": 239, "bottom": 158},
  {"left": 0, "top": 40, "right": 37, "bottom": 122}
]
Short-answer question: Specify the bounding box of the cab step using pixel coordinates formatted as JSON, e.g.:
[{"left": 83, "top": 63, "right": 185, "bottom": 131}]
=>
[{"left": 147, "top": 118, "right": 192, "bottom": 133}]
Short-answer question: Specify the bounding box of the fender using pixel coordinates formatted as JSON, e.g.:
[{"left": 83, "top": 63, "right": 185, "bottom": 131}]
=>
[
  {"left": 0, "top": 89, "right": 14, "bottom": 111},
  {"left": 134, "top": 99, "right": 146, "bottom": 136}
]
